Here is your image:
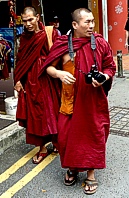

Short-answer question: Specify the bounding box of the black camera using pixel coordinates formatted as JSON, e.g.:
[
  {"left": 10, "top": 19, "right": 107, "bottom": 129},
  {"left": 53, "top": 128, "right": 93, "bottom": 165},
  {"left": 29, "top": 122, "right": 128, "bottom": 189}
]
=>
[{"left": 85, "top": 65, "right": 106, "bottom": 84}]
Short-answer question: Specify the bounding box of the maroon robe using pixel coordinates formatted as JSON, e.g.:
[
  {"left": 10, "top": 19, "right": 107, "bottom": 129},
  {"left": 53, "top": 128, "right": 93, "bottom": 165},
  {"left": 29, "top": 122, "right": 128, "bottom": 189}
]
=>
[
  {"left": 14, "top": 24, "right": 59, "bottom": 146},
  {"left": 40, "top": 34, "right": 116, "bottom": 169}
]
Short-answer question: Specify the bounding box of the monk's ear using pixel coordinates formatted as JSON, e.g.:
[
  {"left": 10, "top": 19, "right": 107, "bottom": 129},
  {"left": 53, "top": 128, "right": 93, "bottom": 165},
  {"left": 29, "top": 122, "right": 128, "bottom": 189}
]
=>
[
  {"left": 72, "top": 21, "right": 78, "bottom": 30},
  {"left": 36, "top": 14, "right": 40, "bottom": 21}
]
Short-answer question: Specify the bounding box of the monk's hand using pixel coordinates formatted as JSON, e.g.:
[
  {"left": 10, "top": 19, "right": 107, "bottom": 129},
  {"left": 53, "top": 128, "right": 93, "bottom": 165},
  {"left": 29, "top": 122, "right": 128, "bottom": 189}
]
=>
[
  {"left": 57, "top": 70, "right": 76, "bottom": 84},
  {"left": 92, "top": 73, "right": 109, "bottom": 88},
  {"left": 14, "top": 81, "right": 25, "bottom": 92},
  {"left": 125, "top": 42, "right": 128, "bottom": 49}
]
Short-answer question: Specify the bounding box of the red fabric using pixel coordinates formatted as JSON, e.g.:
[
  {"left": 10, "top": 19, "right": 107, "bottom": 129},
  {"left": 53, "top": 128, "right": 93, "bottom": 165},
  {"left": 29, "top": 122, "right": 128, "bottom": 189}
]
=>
[
  {"left": 10, "top": 10, "right": 18, "bottom": 19},
  {"left": 40, "top": 33, "right": 116, "bottom": 169},
  {"left": 0, "top": 60, "right": 9, "bottom": 80},
  {"left": 0, "top": 40, "right": 11, "bottom": 80},
  {"left": 14, "top": 25, "right": 60, "bottom": 145},
  {"left": 39, "top": 35, "right": 91, "bottom": 75}
]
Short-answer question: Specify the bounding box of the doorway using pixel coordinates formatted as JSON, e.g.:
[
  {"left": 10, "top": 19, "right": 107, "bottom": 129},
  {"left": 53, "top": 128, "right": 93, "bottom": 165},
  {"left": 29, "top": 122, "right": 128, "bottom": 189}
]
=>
[{"left": 43, "top": 0, "right": 88, "bottom": 34}]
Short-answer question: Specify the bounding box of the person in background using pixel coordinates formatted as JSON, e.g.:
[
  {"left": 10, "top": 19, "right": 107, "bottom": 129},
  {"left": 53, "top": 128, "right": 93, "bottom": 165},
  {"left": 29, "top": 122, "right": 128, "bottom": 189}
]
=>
[
  {"left": 124, "top": 17, "right": 129, "bottom": 49},
  {"left": 39, "top": 8, "right": 116, "bottom": 195},
  {"left": 14, "top": 7, "right": 59, "bottom": 164},
  {"left": 49, "top": 15, "right": 61, "bottom": 36}
]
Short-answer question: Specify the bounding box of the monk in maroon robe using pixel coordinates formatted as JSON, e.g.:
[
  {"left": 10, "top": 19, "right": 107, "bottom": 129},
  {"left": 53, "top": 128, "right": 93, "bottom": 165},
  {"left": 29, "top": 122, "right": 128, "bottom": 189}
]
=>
[
  {"left": 39, "top": 8, "right": 116, "bottom": 195},
  {"left": 14, "top": 7, "right": 59, "bottom": 164}
]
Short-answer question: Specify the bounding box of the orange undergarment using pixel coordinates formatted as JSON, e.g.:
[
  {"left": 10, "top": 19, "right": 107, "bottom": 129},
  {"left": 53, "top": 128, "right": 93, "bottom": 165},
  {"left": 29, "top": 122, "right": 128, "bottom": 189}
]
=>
[{"left": 60, "top": 60, "right": 75, "bottom": 115}]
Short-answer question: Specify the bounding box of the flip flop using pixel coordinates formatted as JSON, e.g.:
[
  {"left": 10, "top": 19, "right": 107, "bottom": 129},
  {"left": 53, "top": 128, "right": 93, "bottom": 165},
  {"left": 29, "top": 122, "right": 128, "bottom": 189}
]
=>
[
  {"left": 83, "top": 178, "right": 98, "bottom": 195},
  {"left": 32, "top": 152, "right": 48, "bottom": 164},
  {"left": 64, "top": 170, "right": 78, "bottom": 186}
]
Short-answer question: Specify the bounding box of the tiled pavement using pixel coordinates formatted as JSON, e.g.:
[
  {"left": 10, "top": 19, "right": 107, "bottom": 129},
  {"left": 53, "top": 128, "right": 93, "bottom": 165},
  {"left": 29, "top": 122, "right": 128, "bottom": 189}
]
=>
[{"left": 110, "top": 107, "right": 129, "bottom": 137}]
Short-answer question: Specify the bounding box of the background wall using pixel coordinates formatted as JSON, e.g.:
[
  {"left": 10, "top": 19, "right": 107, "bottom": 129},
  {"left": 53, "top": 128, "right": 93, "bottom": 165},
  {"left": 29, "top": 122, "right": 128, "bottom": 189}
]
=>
[{"left": 40, "top": 0, "right": 88, "bottom": 34}]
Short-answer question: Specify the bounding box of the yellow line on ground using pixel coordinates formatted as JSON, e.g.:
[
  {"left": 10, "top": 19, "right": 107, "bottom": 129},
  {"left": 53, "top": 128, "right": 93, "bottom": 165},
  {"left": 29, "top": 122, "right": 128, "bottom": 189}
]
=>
[
  {"left": 0, "top": 147, "right": 39, "bottom": 183},
  {"left": 0, "top": 153, "right": 58, "bottom": 198},
  {"left": 0, "top": 143, "right": 51, "bottom": 183}
]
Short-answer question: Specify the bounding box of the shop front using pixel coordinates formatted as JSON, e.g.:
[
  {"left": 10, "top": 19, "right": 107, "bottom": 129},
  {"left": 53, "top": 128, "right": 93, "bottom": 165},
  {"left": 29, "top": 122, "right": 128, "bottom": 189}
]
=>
[
  {"left": 107, "top": 0, "right": 128, "bottom": 55},
  {"left": 90, "top": 0, "right": 128, "bottom": 55},
  {"left": 0, "top": 0, "right": 25, "bottom": 113}
]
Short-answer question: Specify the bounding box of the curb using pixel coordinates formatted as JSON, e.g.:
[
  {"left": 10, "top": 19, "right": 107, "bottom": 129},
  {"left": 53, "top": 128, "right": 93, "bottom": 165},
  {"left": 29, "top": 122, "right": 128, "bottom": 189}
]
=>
[{"left": 0, "top": 116, "right": 25, "bottom": 155}]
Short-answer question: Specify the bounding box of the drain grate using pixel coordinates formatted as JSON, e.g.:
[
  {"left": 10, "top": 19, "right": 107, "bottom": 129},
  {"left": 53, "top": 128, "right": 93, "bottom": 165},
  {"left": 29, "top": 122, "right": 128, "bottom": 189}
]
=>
[
  {"left": 109, "top": 107, "right": 129, "bottom": 137},
  {"left": 0, "top": 118, "right": 15, "bottom": 130}
]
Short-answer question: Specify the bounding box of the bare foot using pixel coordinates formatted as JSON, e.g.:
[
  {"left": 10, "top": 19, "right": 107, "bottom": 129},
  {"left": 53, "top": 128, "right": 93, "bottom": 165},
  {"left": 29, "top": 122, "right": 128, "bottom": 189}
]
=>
[{"left": 53, "top": 146, "right": 58, "bottom": 153}]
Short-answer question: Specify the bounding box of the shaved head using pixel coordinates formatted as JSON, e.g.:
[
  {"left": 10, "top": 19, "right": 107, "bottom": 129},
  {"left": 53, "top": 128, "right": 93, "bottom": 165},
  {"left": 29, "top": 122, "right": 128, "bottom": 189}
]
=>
[
  {"left": 71, "top": 8, "right": 91, "bottom": 23},
  {"left": 21, "top": 7, "right": 39, "bottom": 33},
  {"left": 22, "top": 7, "right": 37, "bottom": 16}
]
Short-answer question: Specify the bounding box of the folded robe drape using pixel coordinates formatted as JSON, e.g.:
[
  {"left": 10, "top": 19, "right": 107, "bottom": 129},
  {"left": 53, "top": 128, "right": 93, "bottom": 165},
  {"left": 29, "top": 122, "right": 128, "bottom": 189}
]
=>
[{"left": 14, "top": 25, "right": 60, "bottom": 146}]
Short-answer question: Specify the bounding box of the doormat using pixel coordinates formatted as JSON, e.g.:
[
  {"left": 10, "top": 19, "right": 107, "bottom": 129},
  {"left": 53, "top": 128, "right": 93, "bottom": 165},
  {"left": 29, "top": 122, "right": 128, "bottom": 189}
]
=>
[
  {"left": 110, "top": 107, "right": 129, "bottom": 137},
  {"left": 0, "top": 118, "right": 15, "bottom": 130}
]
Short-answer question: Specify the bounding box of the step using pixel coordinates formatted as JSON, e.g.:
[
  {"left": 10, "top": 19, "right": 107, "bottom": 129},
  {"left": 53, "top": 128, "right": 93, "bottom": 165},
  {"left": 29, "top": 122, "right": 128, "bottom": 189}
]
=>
[{"left": 0, "top": 114, "right": 25, "bottom": 155}]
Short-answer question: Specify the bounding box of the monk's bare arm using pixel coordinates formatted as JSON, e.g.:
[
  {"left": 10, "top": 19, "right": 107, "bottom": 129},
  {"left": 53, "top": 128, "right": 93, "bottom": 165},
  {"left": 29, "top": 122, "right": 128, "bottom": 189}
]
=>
[
  {"left": 46, "top": 58, "right": 60, "bottom": 78},
  {"left": 46, "top": 59, "right": 76, "bottom": 84},
  {"left": 125, "top": 30, "right": 129, "bottom": 48}
]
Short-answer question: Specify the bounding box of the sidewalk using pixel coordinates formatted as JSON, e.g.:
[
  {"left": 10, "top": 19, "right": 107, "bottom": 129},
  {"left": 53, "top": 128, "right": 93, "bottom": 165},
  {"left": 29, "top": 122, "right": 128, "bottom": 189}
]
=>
[{"left": 0, "top": 54, "right": 129, "bottom": 155}]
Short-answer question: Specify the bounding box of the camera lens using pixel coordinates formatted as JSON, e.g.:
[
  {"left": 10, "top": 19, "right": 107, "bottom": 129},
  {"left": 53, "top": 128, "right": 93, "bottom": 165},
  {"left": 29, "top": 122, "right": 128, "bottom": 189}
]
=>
[
  {"left": 94, "top": 73, "right": 106, "bottom": 83},
  {"left": 85, "top": 72, "right": 92, "bottom": 84}
]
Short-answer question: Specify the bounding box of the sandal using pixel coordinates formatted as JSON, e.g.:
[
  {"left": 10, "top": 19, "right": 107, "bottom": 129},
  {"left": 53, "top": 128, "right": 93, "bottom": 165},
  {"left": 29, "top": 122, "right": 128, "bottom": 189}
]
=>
[
  {"left": 64, "top": 170, "right": 78, "bottom": 186},
  {"left": 83, "top": 178, "right": 98, "bottom": 195},
  {"left": 32, "top": 151, "right": 48, "bottom": 164}
]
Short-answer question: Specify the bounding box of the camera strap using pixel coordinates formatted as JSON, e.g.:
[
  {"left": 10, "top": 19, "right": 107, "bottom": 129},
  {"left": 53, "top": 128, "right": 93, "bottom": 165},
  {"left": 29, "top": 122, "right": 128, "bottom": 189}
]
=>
[
  {"left": 91, "top": 34, "right": 97, "bottom": 68},
  {"left": 68, "top": 32, "right": 97, "bottom": 74},
  {"left": 68, "top": 30, "right": 74, "bottom": 63},
  {"left": 68, "top": 32, "right": 86, "bottom": 75},
  {"left": 68, "top": 32, "right": 97, "bottom": 65}
]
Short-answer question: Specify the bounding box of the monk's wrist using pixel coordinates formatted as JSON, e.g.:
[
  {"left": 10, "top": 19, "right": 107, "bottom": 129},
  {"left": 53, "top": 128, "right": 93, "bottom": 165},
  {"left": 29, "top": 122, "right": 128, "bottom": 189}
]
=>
[
  {"left": 16, "top": 81, "right": 21, "bottom": 85},
  {"left": 103, "top": 74, "right": 110, "bottom": 81},
  {"left": 56, "top": 70, "right": 62, "bottom": 78}
]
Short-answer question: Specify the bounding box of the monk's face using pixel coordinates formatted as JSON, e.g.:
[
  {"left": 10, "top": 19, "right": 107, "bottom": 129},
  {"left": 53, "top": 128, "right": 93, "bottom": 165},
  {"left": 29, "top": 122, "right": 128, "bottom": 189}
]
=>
[
  {"left": 22, "top": 11, "right": 39, "bottom": 32},
  {"left": 72, "top": 11, "right": 95, "bottom": 38}
]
